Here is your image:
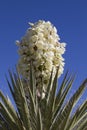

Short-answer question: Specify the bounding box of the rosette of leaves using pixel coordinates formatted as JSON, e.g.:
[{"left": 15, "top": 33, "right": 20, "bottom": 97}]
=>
[{"left": 0, "top": 65, "right": 87, "bottom": 130}]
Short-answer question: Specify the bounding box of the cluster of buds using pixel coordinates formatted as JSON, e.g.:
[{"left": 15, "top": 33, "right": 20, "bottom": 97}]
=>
[{"left": 16, "top": 20, "right": 66, "bottom": 97}]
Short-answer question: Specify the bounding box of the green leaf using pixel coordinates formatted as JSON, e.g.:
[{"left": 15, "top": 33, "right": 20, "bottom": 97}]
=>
[
  {"left": 44, "top": 67, "right": 59, "bottom": 130},
  {"left": 65, "top": 100, "right": 87, "bottom": 130},
  {"left": 72, "top": 112, "right": 87, "bottom": 130},
  {"left": 51, "top": 79, "right": 87, "bottom": 130},
  {"left": 0, "top": 91, "right": 23, "bottom": 130},
  {"left": 36, "top": 109, "right": 43, "bottom": 130},
  {"left": 0, "top": 102, "right": 19, "bottom": 130},
  {"left": 6, "top": 71, "right": 30, "bottom": 130},
  {"left": 53, "top": 74, "right": 75, "bottom": 120}
]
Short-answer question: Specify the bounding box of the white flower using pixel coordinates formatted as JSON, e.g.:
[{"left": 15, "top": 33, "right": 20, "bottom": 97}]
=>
[{"left": 16, "top": 20, "right": 66, "bottom": 97}]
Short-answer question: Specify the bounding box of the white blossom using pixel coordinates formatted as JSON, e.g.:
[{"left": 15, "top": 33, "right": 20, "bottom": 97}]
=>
[{"left": 16, "top": 20, "right": 66, "bottom": 97}]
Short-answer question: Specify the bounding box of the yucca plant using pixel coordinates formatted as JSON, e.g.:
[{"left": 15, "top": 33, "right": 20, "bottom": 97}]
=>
[{"left": 0, "top": 20, "right": 87, "bottom": 130}]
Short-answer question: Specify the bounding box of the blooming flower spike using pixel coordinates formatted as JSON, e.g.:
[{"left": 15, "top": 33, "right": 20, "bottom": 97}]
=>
[{"left": 16, "top": 20, "right": 66, "bottom": 96}]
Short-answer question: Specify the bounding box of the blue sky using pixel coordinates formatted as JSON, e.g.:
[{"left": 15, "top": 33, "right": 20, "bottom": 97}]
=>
[{"left": 0, "top": 0, "right": 87, "bottom": 100}]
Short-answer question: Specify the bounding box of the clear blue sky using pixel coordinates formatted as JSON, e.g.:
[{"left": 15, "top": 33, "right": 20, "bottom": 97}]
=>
[{"left": 0, "top": 0, "right": 87, "bottom": 100}]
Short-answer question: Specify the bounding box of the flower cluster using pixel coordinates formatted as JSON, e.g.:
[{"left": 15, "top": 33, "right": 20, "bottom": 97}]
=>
[{"left": 16, "top": 20, "right": 66, "bottom": 95}]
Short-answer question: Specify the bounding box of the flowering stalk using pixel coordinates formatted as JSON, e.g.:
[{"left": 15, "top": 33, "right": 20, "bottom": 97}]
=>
[{"left": 16, "top": 20, "right": 66, "bottom": 98}]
